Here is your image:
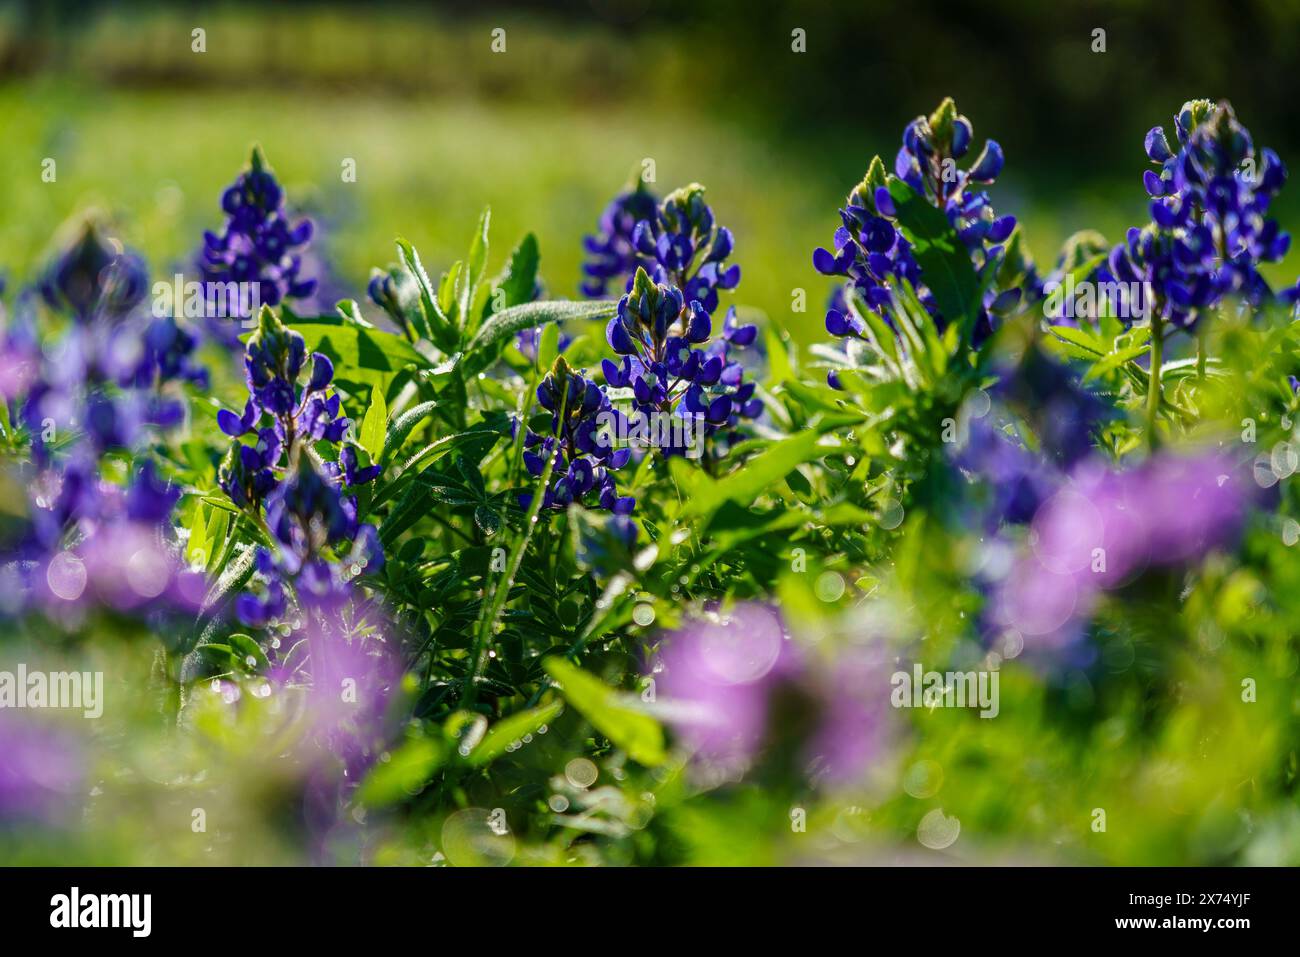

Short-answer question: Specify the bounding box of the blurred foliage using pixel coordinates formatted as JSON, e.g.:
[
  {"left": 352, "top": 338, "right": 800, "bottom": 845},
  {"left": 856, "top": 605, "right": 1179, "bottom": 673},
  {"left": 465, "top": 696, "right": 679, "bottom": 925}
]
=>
[{"left": 0, "top": 0, "right": 1296, "bottom": 347}]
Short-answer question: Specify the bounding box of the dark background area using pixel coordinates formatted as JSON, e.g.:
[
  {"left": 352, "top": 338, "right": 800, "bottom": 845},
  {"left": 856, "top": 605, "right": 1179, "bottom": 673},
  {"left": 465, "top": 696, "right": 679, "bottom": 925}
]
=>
[{"left": 1, "top": 0, "right": 1296, "bottom": 342}]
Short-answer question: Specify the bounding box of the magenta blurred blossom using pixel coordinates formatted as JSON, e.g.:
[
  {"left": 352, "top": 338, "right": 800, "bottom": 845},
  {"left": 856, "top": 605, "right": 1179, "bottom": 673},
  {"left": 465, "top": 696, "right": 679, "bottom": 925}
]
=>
[
  {"left": 0, "top": 714, "right": 83, "bottom": 825},
  {"left": 990, "top": 449, "right": 1249, "bottom": 652},
  {"left": 653, "top": 603, "right": 794, "bottom": 771},
  {"left": 804, "top": 643, "right": 896, "bottom": 789},
  {"left": 651, "top": 603, "right": 895, "bottom": 787}
]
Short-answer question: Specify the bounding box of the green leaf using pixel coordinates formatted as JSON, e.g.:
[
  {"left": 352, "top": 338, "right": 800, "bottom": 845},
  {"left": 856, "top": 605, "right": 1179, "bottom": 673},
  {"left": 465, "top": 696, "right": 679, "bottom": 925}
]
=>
[
  {"left": 887, "top": 177, "right": 980, "bottom": 335},
  {"left": 286, "top": 321, "right": 426, "bottom": 388},
  {"left": 226, "top": 632, "right": 269, "bottom": 671},
  {"left": 373, "top": 423, "right": 507, "bottom": 508},
  {"left": 183, "top": 643, "right": 240, "bottom": 680},
  {"left": 461, "top": 300, "right": 618, "bottom": 377},
  {"left": 359, "top": 385, "right": 388, "bottom": 460},
  {"left": 381, "top": 400, "right": 438, "bottom": 466},
  {"left": 464, "top": 699, "right": 565, "bottom": 767},
  {"left": 394, "top": 239, "right": 451, "bottom": 349},
  {"left": 185, "top": 501, "right": 209, "bottom": 566},
  {"left": 201, "top": 507, "right": 231, "bottom": 573},
  {"left": 1085, "top": 344, "right": 1150, "bottom": 382},
  {"left": 438, "top": 260, "right": 463, "bottom": 329},
  {"left": 485, "top": 233, "right": 540, "bottom": 319},
  {"left": 536, "top": 322, "right": 560, "bottom": 372},
  {"left": 680, "top": 429, "right": 824, "bottom": 519},
  {"left": 785, "top": 467, "right": 812, "bottom": 498},
  {"left": 542, "top": 657, "right": 666, "bottom": 766},
  {"left": 333, "top": 298, "right": 373, "bottom": 328},
  {"left": 199, "top": 494, "right": 241, "bottom": 515},
  {"left": 474, "top": 504, "right": 502, "bottom": 537},
  {"left": 1048, "top": 324, "right": 1106, "bottom": 356},
  {"left": 355, "top": 737, "right": 445, "bottom": 807},
  {"left": 764, "top": 325, "right": 795, "bottom": 385},
  {"left": 464, "top": 207, "right": 491, "bottom": 323}
]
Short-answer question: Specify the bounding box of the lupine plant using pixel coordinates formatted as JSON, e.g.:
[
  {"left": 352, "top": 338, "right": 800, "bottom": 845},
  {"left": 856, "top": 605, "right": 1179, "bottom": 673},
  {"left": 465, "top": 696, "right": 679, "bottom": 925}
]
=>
[{"left": 3, "top": 97, "right": 1300, "bottom": 868}]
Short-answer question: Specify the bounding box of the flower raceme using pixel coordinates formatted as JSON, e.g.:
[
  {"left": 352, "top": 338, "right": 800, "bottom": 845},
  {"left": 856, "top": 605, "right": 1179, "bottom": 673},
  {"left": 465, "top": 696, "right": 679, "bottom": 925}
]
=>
[
  {"left": 631, "top": 183, "right": 741, "bottom": 314},
  {"left": 580, "top": 179, "right": 660, "bottom": 298},
  {"left": 586, "top": 183, "right": 760, "bottom": 459},
  {"left": 520, "top": 356, "right": 634, "bottom": 513},
  {"left": 893, "top": 97, "right": 1013, "bottom": 259},
  {"left": 1106, "top": 99, "right": 1296, "bottom": 328},
  {"left": 603, "top": 266, "right": 759, "bottom": 455},
  {"left": 217, "top": 307, "right": 373, "bottom": 482},
  {"left": 39, "top": 220, "right": 149, "bottom": 323},
  {"left": 817, "top": 98, "right": 1024, "bottom": 361},
  {"left": 200, "top": 148, "right": 316, "bottom": 323},
  {"left": 0, "top": 224, "right": 211, "bottom": 620},
  {"left": 216, "top": 307, "right": 382, "bottom": 628}
]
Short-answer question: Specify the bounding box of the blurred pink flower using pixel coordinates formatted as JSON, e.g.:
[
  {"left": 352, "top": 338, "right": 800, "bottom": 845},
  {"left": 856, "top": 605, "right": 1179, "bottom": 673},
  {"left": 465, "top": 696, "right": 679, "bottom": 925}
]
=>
[
  {"left": 651, "top": 603, "right": 896, "bottom": 788},
  {"left": 653, "top": 603, "right": 794, "bottom": 772},
  {"left": 0, "top": 714, "right": 83, "bottom": 825},
  {"left": 991, "top": 448, "right": 1249, "bottom": 653}
]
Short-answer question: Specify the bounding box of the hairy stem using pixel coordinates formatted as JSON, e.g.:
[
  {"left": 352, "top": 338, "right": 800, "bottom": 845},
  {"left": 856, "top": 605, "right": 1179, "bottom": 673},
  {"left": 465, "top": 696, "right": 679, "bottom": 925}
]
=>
[
  {"left": 462, "top": 390, "right": 566, "bottom": 708},
  {"left": 1147, "top": 312, "right": 1164, "bottom": 447}
]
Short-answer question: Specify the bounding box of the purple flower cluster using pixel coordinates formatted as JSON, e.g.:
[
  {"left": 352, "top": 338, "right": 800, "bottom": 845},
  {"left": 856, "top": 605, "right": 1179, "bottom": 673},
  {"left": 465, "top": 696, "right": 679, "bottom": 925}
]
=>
[
  {"left": 39, "top": 222, "right": 149, "bottom": 323},
  {"left": 584, "top": 183, "right": 760, "bottom": 459},
  {"left": 1106, "top": 99, "right": 1296, "bottom": 327},
  {"left": 200, "top": 148, "right": 316, "bottom": 322},
  {"left": 17, "top": 225, "right": 201, "bottom": 461},
  {"left": 0, "top": 457, "right": 206, "bottom": 618},
  {"left": 817, "top": 99, "right": 1021, "bottom": 355},
  {"left": 816, "top": 159, "right": 922, "bottom": 321},
  {"left": 217, "top": 307, "right": 382, "bottom": 627},
  {"left": 946, "top": 346, "right": 1249, "bottom": 661},
  {"left": 520, "top": 357, "right": 634, "bottom": 514},
  {"left": 0, "top": 225, "right": 210, "bottom": 619},
  {"left": 579, "top": 180, "right": 660, "bottom": 298},
  {"left": 629, "top": 184, "right": 741, "bottom": 312},
  {"left": 893, "top": 101, "right": 1014, "bottom": 262},
  {"left": 235, "top": 454, "right": 383, "bottom": 627},
  {"left": 126, "top": 315, "right": 210, "bottom": 392},
  {"left": 603, "top": 266, "right": 760, "bottom": 456}
]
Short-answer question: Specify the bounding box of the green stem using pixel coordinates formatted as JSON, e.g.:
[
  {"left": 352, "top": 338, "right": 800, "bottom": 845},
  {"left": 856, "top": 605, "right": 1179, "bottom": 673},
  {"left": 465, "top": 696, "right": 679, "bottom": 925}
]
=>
[
  {"left": 1147, "top": 313, "right": 1164, "bottom": 447},
  {"left": 462, "top": 391, "right": 567, "bottom": 708}
]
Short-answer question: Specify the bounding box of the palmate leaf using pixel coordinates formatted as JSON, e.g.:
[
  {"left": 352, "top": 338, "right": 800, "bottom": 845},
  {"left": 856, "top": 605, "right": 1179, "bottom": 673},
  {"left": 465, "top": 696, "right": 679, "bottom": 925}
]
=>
[
  {"left": 887, "top": 177, "right": 981, "bottom": 340},
  {"left": 373, "top": 421, "right": 507, "bottom": 509}
]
